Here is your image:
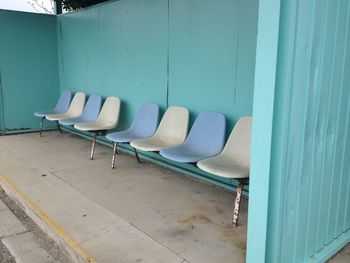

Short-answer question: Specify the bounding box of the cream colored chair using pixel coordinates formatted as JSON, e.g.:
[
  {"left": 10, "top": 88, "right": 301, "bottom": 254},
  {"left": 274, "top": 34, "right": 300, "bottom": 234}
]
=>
[
  {"left": 46, "top": 92, "right": 86, "bottom": 133},
  {"left": 74, "top": 96, "right": 121, "bottom": 159},
  {"left": 197, "top": 116, "right": 252, "bottom": 227},
  {"left": 130, "top": 106, "right": 189, "bottom": 162}
]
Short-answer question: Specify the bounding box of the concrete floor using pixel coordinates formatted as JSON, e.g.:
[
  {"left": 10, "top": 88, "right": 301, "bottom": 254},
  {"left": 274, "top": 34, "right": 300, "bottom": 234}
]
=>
[
  {"left": 0, "top": 132, "right": 247, "bottom": 263},
  {"left": 329, "top": 243, "right": 350, "bottom": 263}
]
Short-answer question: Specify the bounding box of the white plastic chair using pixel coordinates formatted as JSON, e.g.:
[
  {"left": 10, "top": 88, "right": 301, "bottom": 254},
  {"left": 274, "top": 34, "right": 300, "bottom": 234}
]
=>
[
  {"left": 74, "top": 96, "right": 121, "bottom": 159},
  {"left": 130, "top": 106, "right": 189, "bottom": 161},
  {"left": 46, "top": 92, "right": 86, "bottom": 133},
  {"left": 197, "top": 116, "right": 252, "bottom": 226}
]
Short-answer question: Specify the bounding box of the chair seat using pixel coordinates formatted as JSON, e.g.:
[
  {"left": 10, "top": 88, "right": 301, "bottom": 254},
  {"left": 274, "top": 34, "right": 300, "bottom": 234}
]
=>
[
  {"left": 34, "top": 110, "right": 63, "bottom": 118},
  {"left": 74, "top": 120, "right": 116, "bottom": 131},
  {"left": 59, "top": 116, "right": 94, "bottom": 126},
  {"left": 160, "top": 145, "right": 218, "bottom": 163},
  {"left": 46, "top": 112, "right": 82, "bottom": 121},
  {"left": 130, "top": 137, "right": 180, "bottom": 152},
  {"left": 106, "top": 130, "right": 151, "bottom": 143},
  {"left": 197, "top": 155, "right": 249, "bottom": 179},
  {"left": 34, "top": 90, "right": 73, "bottom": 119}
]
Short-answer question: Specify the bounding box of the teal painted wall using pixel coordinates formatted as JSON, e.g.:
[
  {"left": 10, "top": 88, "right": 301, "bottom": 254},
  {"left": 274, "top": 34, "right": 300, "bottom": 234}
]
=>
[
  {"left": 0, "top": 71, "right": 4, "bottom": 132},
  {"left": 0, "top": 10, "right": 59, "bottom": 132},
  {"left": 168, "top": 0, "right": 258, "bottom": 131},
  {"left": 57, "top": 0, "right": 258, "bottom": 132},
  {"left": 264, "top": 0, "right": 350, "bottom": 262},
  {"left": 246, "top": 0, "right": 281, "bottom": 261},
  {"left": 57, "top": 0, "right": 169, "bottom": 130},
  {"left": 57, "top": 0, "right": 258, "bottom": 188}
]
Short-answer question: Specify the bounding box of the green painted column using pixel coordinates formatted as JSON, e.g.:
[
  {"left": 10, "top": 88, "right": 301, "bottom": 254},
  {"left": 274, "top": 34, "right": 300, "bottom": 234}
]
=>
[{"left": 246, "top": 0, "right": 281, "bottom": 262}]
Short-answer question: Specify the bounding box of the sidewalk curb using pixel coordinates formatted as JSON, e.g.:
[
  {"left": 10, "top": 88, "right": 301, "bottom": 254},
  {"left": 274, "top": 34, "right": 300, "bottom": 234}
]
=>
[{"left": 0, "top": 173, "right": 96, "bottom": 263}]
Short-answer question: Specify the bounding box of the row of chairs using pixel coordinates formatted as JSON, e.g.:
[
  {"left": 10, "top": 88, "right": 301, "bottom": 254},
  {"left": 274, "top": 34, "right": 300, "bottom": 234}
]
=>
[{"left": 34, "top": 90, "right": 252, "bottom": 226}]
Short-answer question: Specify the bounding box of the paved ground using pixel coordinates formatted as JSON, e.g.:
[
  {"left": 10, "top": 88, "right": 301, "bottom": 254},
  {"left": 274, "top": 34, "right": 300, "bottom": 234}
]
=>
[
  {"left": 0, "top": 132, "right": 248, "bottom": 263},
  {"left": 0, "top": 241, "right": 15, "bottom": 263},
  {"left": 0, "top": 131, "right": 348, "bottom": 263},
  {"left": 329, "top": 243, "right": 350, "bottom": 263},
  {"left": 0, "top": 188, "right": 70, "bottom": 263}
]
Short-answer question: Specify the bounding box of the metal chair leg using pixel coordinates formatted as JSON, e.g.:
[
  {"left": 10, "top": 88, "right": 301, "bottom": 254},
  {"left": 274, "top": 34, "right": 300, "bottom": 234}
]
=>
[
  {"left": 56, "top": 121, "right": 63, "bottom": 134},
  {"left": 133, "top": 147, "right": 141, "bottom": 163},
  {"left": 232, "top": 180, "right": 245, "bottom": 227},
  {"left": 111, "top": 142, "right": 118, "bottom": 169},
  {"left": 39, "top": 117, "right": 44, "bottom": 137},
  {"left": 90, "top": 133, "right": 97, "bottom": 160},
  {"left": 115, "top": 143, "right": 119, "bottom": 155}
]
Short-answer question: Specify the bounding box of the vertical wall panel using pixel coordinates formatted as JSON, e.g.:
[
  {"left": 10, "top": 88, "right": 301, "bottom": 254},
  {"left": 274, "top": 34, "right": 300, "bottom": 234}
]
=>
[
  {"left": 58, "top": 0, "right": 169, "bottom": 130},
  {"left": 57, "top": 0, "right": 258, "bottom": 189},
  {"left": 266, "top": 0, "right": 350, "bottom": 262},
  {"left": 0, "top": 10, "right": 59, "bottom": 131},
  {"left": 0, "top": 70, "right": 4, "bottom": 132},
  {"left": 168, "top": 0, "right": 258, "bottom": 131},
  {"left": 58, "top": 0, "right": 258, "bottom": 131}
]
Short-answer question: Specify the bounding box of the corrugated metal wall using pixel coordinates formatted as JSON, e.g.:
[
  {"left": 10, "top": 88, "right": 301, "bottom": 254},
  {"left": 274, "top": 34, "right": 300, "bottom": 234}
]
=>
[{"left": 266, "top": 0, "right": 350, "bottom": 262}]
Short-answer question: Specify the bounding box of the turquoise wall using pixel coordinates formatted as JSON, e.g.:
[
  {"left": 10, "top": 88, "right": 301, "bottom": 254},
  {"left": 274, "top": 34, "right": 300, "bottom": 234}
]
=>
[
  {"left": 262, "top": 0, "right": 350, "bottom": 262},
  {"left": 0, "top": 72, "right": 4, "bottom": 132},
  {"left": 57, "top": 0, "right": 168, "bottom": 129},
  {"left": 0, "top": 10, "right": 59, "bottom": 132},
  {"left": 1, "top": 1, "right": 350, "bottom": 262},
  {"left": 168, "top": 0, "right": 258, "bottom": 131},
  {"left": 57, "top": 0, "right": 258, "bottom": 132},
  {"left": 57, "top": 0, "right": 258, "bottom": 190}
]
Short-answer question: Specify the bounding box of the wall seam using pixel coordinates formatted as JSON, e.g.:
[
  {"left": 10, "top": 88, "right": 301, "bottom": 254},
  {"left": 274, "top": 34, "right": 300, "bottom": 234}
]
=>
[
  {"left": 0, "top": 70, "right": 6, "bottom": 131},
  {"left": 166, "top": 0, "right": 170, "bottom": 108},
  {"left": 314, "top": 0, "right": 331, "bottom": 253},
  {"left": 232, "top": 0, "right": 242, "bottom": 104},
  {"left": 333, "top": 0, "right": 350, "bottom": 236},
  {"left": 278, "top": 0, "right": 300, "bottom": 261}
]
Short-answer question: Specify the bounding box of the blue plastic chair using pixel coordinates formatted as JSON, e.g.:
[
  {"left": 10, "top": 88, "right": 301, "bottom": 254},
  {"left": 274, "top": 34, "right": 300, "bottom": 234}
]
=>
[
  {"left": 34, "top": 90, "right": 72, "bottom": 136},
  {"left": 59, "top": 95, "right": 102, "bottom": 126},
  {"left": 106, "top": 102, "right": 160, "bottom": 168},
  {"left": 160, "top": 112, "right": 226, "bottom": 163}
]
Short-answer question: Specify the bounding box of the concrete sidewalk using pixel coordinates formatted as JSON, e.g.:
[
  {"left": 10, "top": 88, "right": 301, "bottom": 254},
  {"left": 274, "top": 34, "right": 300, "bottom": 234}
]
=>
[
  {"left": 0, "top": 192, "right": 65, "bottom": 263},
  {"left": 0, "top": 132, "right": 247, "bottom": 263}
]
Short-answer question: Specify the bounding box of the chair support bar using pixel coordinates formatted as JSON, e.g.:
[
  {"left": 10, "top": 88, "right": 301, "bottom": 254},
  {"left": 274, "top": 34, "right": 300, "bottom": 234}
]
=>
[
  {"left": 39, "top": 117, "right": 44, "bottom": 137},
  {"left": 90, "top": 131, "right": 106, "bottom": 160},
  {"left": 56, "top": 121, "right": 63, "bottom": 135},
  {"left": 232, "top": 179, "right": 247, "bottom": 227},
  {"left": 90, "top": 133, "right": 97, "bottom": 160},
  {"left": 111, "top": 142, "right": 118, "bottom": 168},
  {"left": 133, "top": 147, "right": 141, "bottom": 163}
]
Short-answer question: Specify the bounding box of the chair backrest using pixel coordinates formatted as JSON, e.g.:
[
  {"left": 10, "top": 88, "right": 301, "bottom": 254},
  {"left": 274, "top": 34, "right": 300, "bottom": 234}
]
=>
[
  {"left": 154, "top": 106, "right": 189, "bottom": 143},
  {"left": 130, "top": 102, "right": 160, "bottom": 137},
  {"left": 66, "top": 92, "right": 86, "bottom": 116},
  {"left": 54, "top": 90, "right": 72, "bottom": 113},
  {"left": 80, "top": 94, "right": 102, "bottom": 121},
  {"left": 184, "top": 112, "right": 226, "bottom": 155},
  {"left": 223, "top": 116, "right": 252, "bottom": 169},
  {"left": 96, "top": 96, "right": 121, "bottom": 127}
]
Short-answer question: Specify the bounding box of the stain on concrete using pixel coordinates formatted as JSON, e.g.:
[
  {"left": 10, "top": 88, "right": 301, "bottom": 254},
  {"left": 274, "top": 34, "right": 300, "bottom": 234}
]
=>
[
  {"left": 220, "top": 224, "right": 246, "bottom": 251},
  {"left": 169, "top": 228, "right": 191, "bottom": 238},
  {"left": 215, "top": 205, "right": 224, "bottom": 215},
  {"left": 178, "top": 214, "right": 212, "bottom": 225}
]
